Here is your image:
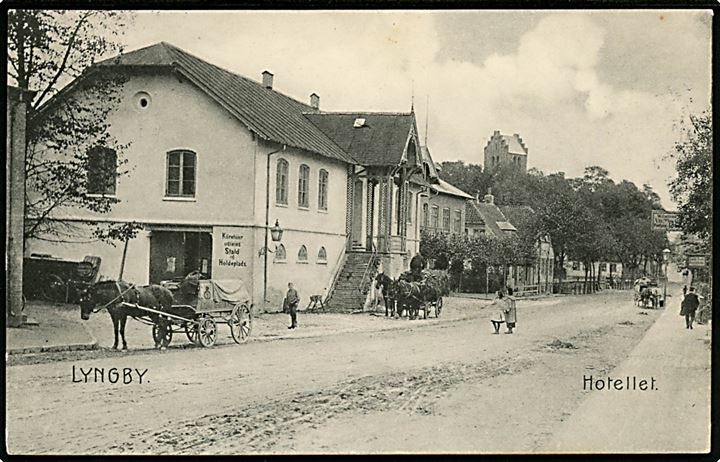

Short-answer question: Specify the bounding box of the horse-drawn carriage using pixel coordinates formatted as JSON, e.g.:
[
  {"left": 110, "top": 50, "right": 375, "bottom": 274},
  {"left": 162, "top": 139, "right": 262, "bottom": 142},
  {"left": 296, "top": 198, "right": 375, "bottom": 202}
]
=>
[
  {"left": 375, "top": 269, "right": 449, "bottom": 320},
  {"left": 80, "top": 272, "right": 253, "bottom": 349},
  {"left": 633, "top": 277, "right": 663, "bottom": 309}
]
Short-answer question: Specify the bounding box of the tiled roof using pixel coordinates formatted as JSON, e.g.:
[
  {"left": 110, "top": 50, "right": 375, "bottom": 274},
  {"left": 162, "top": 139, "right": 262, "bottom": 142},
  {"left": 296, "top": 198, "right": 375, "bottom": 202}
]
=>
[
  {"left": 499, "top": 205, "right": 535, "bottom": 231},
  {"left": 96, "top": 42, "right": 353, "bottom": 163},
  {"left": 501, "top": 134, "right": 528, "bottom": 156},
  {"left": 305, "top": 112, "right": 415, "bottom": 166},
  {"left": 432, "top": 179, "right": 473, "bottom": 199},
  {"left": 466, "top": 200, "right": 514, "bottom": 238}
]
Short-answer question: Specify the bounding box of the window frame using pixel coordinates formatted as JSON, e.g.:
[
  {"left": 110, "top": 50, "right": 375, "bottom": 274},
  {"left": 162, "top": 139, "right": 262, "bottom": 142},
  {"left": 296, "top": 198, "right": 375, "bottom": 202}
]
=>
[
  {"left": 317, "top": 246, "right": 328, "bottom": 264},
  {"left": 442, "top": 207, "right": 451, "bottom": 232},
  {"left": 165, "top": 149, "right": 197, "bottom": 198},
  {"left": 86, "top": 146, "right": 118, "bottom": 196},
  {"left": 318, "top": 169, "right": 329, "bottom": 211},
  {"left": 276, "top": 158, "right": 289, "bottom": 205},
  {"left": 453, "top": 209, "right": 462, "bottom": 234},
  {"left": 406, "top": 191, "right": 413, "bottom": 223},
  {"left": 298, "top": 164, "right": 310, "bottom": 209},
  {"left": 297, "top": 245, "right": 308, "bottom": 263},
  {"left": 274, "top": 244, "right": 287, "bottom": 263},
  {"left": 431, "top": 205, "right": 439, "bottom": 229},
  {"left": 422, "top": 203, "right": 429, "bottom": 228}
]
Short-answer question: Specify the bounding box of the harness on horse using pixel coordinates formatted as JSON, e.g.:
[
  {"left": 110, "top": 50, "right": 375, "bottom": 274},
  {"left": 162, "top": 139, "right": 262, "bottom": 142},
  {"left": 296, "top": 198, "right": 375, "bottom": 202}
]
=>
[{"left": 92, "top": 282, "right": 137, "bottom": 313}]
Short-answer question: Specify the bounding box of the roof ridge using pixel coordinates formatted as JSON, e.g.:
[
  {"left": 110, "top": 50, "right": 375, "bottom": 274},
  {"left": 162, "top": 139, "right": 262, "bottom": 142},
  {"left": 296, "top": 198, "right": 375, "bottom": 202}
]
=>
[
  {"left": 304, "top": 111, "right": 413, "bottom": 116},
  {"left": 161, "top": 42, "right": 316, "bottom": 112}
]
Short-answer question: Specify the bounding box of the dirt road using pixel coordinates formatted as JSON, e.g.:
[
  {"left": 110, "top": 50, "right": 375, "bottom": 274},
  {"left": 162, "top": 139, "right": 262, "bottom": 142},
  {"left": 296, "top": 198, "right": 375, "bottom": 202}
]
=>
[{"left": 7, "top": 290, "right": 663, "bottom": 454}]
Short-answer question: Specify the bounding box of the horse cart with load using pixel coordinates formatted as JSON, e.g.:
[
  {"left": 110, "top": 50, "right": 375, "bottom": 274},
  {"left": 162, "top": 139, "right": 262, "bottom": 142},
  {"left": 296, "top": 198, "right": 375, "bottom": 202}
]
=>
[
  {"left": 633, "top": 277, "right": 663, "bottom": 309},
  {"left": 80, "top": 273, "right": 253, "bottom": 350}
]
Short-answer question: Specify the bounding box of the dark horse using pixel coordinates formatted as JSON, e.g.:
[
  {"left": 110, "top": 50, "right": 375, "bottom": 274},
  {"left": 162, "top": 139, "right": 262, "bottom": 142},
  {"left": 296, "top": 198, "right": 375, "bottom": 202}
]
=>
[
  {"left": 79, "top": 280, "right": 174, "bottom": 350},
  {"left": 395, "top": 279, "right": 424, "bottom": 320},
  {"left": 375, "top": 273, "right": 398, "bottom": 317}
]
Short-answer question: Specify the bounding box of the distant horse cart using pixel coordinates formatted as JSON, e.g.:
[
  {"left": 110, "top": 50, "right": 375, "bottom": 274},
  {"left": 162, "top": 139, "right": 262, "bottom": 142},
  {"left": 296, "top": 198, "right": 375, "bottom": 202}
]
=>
[
  {"left": 23, "top": 254, "right": 101, "bottom": 303},
  {"left": 80, "top": 272, "right": 253, "bottom": 349},
  {"left": 633, "top": 278, "right": 663, "bottom": 309},
  {"left": 375, "top": 270, "right": 449, "bottom": 320}
]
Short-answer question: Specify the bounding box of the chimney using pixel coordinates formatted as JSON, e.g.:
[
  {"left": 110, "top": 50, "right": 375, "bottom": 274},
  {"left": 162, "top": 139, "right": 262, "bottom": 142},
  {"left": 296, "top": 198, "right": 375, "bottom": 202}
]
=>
[
  {"left": 484, "top": 187, "right": 494, "bottom": 204},
  {"left": 262, "top": 70, "right": 274, "bottom": 89},
  {"left": 310, "top": 93, "right": 320, "bottom": 110},
  {"left": 475, "top": 192, "right": 480, "bottom": 202}
]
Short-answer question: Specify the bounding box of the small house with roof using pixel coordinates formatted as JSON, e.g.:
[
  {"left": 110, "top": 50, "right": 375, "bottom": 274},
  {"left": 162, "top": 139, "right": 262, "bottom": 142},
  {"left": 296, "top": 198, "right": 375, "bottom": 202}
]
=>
[
  {"left": 484, "top": 130, "right": 528, "bottom": 173},
  {"left": 465, "top": 192, "right": 517, "bottom": 239},
  {"left": 25, "top": 42, "right": 461, "bottom": 312},
  {"left": 500, "top": 205, "right": 554, "bottom": 294}
]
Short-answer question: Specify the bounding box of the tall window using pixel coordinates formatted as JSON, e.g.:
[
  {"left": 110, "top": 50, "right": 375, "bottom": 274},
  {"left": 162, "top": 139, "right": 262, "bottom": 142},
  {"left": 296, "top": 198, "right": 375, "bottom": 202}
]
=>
[
  {"left": 276, "top": 159, "right": 288, "bottom": 205},
  {"left": 431, "top": 206, "right": 439, "bottom": 229},
  {"left": 166, "top": 150, "right": 196, "bottom": 197},
  {"left": 422, "top": 203, "right": 429, "bottom": 228},
  {"left": 87, "top": 146, "right": 117, "bottom": 195},
  {"left": 318, "top": 169, "right": 328, "bottom": 210},
  {"left": 442, "top": 207, "right": 451, "bottom": 232},
  {"left": 406, "top": 191, "right": 413, "bottom": 223},
  {"left": 298, "top": 164, "right": 310, "bottom": 208},
  {"left": 454, "top": 210, "right": 462, "bottom": 234}
]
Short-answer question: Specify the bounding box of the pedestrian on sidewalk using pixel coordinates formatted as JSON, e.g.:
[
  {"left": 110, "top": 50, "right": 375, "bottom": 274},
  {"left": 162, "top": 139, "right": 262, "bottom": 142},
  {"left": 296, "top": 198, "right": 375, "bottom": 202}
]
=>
[
  {"left": 489, "top": 290, "right": 508, "bottom": 334},
  {"left": 680, "top": 286, "right": 700, "bottom": 330},
  {"left": 285, "top": 282, "right": 300, "bottom": 329},
  {"left": 504, "top": 287, "right": 517, "bottom": 334}
]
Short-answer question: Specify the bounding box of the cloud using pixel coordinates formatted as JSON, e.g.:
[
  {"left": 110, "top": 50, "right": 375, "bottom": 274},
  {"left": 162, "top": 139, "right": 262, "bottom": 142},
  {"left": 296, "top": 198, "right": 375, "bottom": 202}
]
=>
[{"left": 123, "top": 11, "right": 710, "bottom": 209}]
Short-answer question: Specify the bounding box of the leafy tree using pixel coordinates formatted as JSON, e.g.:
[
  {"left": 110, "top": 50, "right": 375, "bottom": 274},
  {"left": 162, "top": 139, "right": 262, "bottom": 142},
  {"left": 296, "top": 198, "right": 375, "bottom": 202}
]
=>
[
  {"left": 7, "top": 10, "right": 133, "bottom": 242},
  {"left": 668, "top": 110, "right": 712, "bottom": 243},
  {"left": 437, "top": 161, "right": 491, "bottom": 198}
]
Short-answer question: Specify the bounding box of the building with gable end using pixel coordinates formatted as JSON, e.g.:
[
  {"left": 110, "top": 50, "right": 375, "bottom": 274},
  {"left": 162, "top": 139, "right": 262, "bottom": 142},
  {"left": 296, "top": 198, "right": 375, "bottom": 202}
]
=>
[
  {"left": 484, "top": 130, "right": 528, "bottom": 173},
  {"left": 25, "top": 42, "right": 459, "bottom": 312}
]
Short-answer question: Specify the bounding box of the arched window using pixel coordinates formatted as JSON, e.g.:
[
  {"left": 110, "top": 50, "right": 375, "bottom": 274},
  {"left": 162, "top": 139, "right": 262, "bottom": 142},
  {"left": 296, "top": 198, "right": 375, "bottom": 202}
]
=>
[
  {"left": 298, "top": 164, "right": 310, "bottom": 208},
  {"left": 297, "top": 245, "right": 308, "bottom": 262},
  {"left": 87, "top": 146, "right": 117, "bottom": 195},
  {"left": 276, "top": 159, "right": 289, "bottom": 205},
  {"left": 317, "top": 246, "right": 327, "bottom": 264},
  {"left": 318, "top": 169, "right": 329, "bottom": 211},
  {"left": 422, "top": 203, "right": 429, "bottom": 227},
  {"left": 274, "top": 244, "right": 286, "bottom": 262}
]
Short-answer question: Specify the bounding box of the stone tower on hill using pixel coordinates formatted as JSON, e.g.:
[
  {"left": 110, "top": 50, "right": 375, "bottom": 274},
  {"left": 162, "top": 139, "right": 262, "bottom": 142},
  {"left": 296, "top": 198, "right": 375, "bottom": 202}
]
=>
[{"left": 483, "top": 131, "right": 528, "bottom": 174}]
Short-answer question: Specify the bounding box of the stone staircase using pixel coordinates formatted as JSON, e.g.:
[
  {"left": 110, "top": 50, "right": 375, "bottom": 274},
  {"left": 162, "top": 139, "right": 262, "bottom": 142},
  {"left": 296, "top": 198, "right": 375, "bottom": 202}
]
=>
[{"left": 325, "top": 251, "right": 379, "bottom": 312}]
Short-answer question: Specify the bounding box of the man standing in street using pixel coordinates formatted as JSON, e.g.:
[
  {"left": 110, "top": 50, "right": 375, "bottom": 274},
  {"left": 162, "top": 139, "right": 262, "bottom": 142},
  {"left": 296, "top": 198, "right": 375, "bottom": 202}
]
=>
[
  {"left": 680, "top": 286, "right": 700, "bottom": 329},
  {"left": 285, "top": 282, "right": 300, "bottom": 329}
]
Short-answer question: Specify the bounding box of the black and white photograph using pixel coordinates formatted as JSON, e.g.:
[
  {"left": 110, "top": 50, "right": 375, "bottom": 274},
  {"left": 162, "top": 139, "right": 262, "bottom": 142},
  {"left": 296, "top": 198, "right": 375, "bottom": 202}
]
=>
[{"left": 5, "top": 8, "right": 713, "bottom": 455}]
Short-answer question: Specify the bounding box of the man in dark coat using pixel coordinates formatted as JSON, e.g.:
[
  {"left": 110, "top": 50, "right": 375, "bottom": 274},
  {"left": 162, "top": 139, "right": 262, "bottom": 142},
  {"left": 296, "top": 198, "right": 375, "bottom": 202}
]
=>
[
  {"left": 680, "top": 286, "right": 700, "bottom": 329},
  {"left": 409, "top": 252, "right": 426, "bottom": 282}
]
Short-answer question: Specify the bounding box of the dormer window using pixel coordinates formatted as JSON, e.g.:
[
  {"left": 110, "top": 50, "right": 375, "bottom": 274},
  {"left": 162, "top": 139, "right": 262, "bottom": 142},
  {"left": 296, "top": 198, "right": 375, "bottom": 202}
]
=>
[{"left": 353, "top": 118, "right": 366, "bottom": 128}]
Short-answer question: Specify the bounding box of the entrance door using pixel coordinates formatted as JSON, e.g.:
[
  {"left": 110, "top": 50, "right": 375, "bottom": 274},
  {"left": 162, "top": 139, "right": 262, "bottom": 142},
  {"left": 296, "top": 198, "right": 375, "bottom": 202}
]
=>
[
  {"left": 351, "top": 179, "right": 364, "bottom": 248},
  {"left": 149, "top": 231, "right": 212, "bottom": 283}
]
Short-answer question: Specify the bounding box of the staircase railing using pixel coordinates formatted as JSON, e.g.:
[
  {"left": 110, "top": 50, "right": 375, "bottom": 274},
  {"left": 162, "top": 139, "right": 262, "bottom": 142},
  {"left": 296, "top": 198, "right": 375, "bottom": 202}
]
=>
[
  {"left": 358, "top": 242, "right": 379, "bottom": 294},
  {"left": 323, "top": 235, "right": 351, "bottom": 305}
]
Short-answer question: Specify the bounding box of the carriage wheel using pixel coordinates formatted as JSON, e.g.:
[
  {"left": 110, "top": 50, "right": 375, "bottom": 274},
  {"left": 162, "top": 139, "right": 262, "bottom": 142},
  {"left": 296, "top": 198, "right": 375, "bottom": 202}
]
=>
[
  {"left": 229, "top": 303, "right": 252, "bottom": 344},
  {"left": 42, "top": 274, "right": 67, "bottom": 303},
  {"left": 198, "top": 317, "right": 217, "bottom": 347},
  {"left": 152, "top": 321, "right": 173, "bottom": 348},
  {"left": 436, "top": 297, "right": 443, "bottom": 317},
  {"left": 185, "top": 324, "right": 200, "bottom": 345}
]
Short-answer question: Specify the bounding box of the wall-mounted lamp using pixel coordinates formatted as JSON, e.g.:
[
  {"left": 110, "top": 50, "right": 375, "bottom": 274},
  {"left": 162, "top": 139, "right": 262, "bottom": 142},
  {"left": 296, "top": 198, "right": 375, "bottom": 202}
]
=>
[{"left": 259, "top": 220, "right": 284, "bottom": 257}]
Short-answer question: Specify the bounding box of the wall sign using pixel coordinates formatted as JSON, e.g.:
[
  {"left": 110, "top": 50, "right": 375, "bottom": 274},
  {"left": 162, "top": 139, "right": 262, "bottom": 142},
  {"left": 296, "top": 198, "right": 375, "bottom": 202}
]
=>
[{"left": 212, "top": 227, "right": 253, "bottom": 281}]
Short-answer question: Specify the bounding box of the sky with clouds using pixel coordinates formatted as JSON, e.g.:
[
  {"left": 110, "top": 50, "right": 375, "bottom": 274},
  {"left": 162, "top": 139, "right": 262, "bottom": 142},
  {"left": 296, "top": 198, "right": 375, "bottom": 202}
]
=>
[{"left": 119, "top": 10, "right": 712, "bottom": 209}]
